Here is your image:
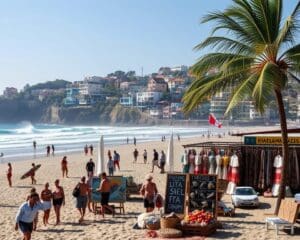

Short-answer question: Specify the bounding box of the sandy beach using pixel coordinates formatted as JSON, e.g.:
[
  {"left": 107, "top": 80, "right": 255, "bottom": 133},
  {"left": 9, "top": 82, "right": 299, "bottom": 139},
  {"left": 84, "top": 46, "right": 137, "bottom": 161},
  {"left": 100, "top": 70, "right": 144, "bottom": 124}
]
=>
[{"left": 1, "top": 128, "right": 299, "bottom": 240}]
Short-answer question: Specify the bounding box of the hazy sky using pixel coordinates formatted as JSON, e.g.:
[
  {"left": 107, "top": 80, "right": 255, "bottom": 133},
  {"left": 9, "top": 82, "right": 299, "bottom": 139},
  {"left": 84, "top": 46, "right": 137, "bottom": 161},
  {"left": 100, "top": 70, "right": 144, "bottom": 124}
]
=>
[{"left": 0, "top": 0, "right": 298, "bottom": 92}]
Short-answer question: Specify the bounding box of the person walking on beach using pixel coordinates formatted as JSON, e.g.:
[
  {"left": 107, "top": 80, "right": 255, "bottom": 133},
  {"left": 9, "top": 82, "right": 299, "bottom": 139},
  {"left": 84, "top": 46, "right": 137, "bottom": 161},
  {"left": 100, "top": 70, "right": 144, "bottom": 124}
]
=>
[
  {"left": 133, "top": 148, "right": 139, "bottom": 163},
  {"left": 46, "top": 145, "right": 51, "bottom": 157},
  {"left": 159, "top": 150, "right": 166, "bottom": 174},
  {"left": 140, "top": 174, "right": 158, "bottom": 213},
  {"left": 89, "top": 144, "right": 94, "bottom": 155},
  {"left": 86, "top": 158, "right": 95, "bottom": 178},
  {"left": 107, "top": 156, "right": 114, "bottom": 176},
  {"left": 30, "top": 163, "right": 37, "bottom": 185},
  {"left": 143, "top": 149, "right": 147, "bottom": 164},
  {"left": 61, "top": 156, "right": 68, "bottom": 178},
  {"left": 15, "top": 192, "right": 44, "bottom": 240},
  {"left": 126, "top": 137, "right": 129, "bottom": 144},
  {"left": 33, "top": 141, "right": 36, "bottom": 158},
  {"left": 113, "top": 150, "right": 120, "bottom": 171},
  {"left": 97, "top": 172, "right": 115, "bottom": 218},
  {"left": 51, "top": 144, "right": 55, "bottom": 156},
  {"left": 53, "top": 179, "right": 65, "bottom": 225},
  {"left": 7, "top": 162, "right": 12, "bottom": 187},
  {"left": 75, "top": 176, "right": 89, "bottom": 223},
  {"left": 133, "top": 137, "right": 137, "bottom": 146},
  {"left": 84, "top": 144, "right": 88, "bottom": 155},
  {"left": 40, "top": 182, "right": 52, "bottom": 226},
  {"left": 151, "top": 149, "right": 160, "bottom": 173}
]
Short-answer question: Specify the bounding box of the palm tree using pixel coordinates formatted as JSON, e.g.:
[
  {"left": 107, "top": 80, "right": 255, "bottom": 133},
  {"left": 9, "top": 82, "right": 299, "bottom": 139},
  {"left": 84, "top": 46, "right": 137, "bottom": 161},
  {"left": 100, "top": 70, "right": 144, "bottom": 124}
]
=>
[{"left": 183, "top": 0, "right": 300, "bottom": 214}]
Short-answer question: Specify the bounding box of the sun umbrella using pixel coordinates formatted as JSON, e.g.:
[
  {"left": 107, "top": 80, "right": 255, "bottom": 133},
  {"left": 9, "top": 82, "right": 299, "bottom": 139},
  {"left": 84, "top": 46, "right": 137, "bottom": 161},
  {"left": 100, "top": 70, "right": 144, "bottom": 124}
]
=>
[
  {"left": 97, "top": 135, "right": 105, "bottom": 175},
  {"left": 167, "top": 133, "right": 174, "bottom": 172}
]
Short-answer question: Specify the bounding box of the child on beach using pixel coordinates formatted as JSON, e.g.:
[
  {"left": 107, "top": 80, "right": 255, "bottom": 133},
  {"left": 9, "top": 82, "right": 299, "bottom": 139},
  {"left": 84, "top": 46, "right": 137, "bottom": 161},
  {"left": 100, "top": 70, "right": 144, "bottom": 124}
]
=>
[
  {"left": 143, "top": 149, "right": 147, "bottom": 164},
  {"left": 107, "top": 156, "right": 114, "bottom": 176},
  {"left": 7, "top": 162, "right": 12, "bottom": 187}
]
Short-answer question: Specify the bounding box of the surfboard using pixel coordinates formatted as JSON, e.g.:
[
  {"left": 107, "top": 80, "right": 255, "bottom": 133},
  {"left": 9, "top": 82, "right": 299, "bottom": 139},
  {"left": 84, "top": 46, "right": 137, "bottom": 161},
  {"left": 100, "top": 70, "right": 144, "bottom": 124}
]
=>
[{"left": 20, "top": 164, "right": 41, "bottom": 180}]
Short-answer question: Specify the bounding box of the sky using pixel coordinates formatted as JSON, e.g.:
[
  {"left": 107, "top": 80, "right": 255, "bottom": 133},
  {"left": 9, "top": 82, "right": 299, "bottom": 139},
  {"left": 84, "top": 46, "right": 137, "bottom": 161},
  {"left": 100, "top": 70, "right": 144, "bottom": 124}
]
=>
[{"left": 0, "top": 0, "right": 298, "bottom": 92}]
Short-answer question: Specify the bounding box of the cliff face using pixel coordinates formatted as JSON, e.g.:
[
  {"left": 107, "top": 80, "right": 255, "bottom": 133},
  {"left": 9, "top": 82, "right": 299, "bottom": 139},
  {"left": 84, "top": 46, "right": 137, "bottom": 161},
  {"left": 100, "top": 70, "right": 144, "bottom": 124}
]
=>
[{"left": 0, "top": 97, "right": 152, "bottom": 125}]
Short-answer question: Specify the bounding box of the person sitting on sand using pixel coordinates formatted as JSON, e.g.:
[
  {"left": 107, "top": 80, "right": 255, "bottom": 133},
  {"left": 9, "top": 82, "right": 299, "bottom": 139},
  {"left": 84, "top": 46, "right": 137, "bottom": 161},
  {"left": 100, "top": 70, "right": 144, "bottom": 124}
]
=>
[
  {"left": 7, "top": 162, "right": 12, "bottom": 187},
  {"left": 40, "top": 182, "right": 52, "bottom": 226},
  {"left": 53, "top": 179, "right": 65, "bottom": 225},
  {"left": 75, "top": 176, "right": 89, "bottom": 223},
  {"left": 15, "top": 192, "right": 44, "bottom": 240},
  {"left": 61, "top": 156, "right": 68, "bottom": 178},
  {"left": 30, "top": 163, "right": 37, "bottom": 185},
  {"left": 140, "top": 174, "right": 158, "bottom": 213},
  {"left": 97, "top": 172, "right": 115, "bottom": 218}
]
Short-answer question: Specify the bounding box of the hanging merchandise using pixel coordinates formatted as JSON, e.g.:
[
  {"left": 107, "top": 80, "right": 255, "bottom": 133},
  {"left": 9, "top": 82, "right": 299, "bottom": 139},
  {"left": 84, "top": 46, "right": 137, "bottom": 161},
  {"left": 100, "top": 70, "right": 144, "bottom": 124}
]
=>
[
  {"left": 188, "top": 149, "right": 196, "bottom": 174},
  {"left": 272, "top": 153, "right": 282, "bottom": 197},
  {"left": 194, "top": 151, "right": 201, "bottom": 174},
  {"left": 181, "top": 150, "right": 189, "bottom": 173},
  {"left": 222, "top": 152, "right": 229, "bottom": 180},
  {"left": 208, "top": 149, "right": 216, "bottom": 174},
  {"left": 258, "top": 149, "right": 265, "bottom": 190},
  {"left": 226, "top": 152, "right": 239, "bottom": 194},
  {"left": 215, "top": 150, "right": 222, "bottom": 179},
  {"left": 202, "top": 150, "right": 209, "bottom": 174}
]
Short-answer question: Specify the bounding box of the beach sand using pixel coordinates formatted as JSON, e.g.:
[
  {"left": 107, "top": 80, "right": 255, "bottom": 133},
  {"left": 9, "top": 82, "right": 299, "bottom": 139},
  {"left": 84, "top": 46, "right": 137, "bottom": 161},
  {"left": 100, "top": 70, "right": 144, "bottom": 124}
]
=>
[{"left": 0, "top": 128, "right": 299, "bottom": 240}]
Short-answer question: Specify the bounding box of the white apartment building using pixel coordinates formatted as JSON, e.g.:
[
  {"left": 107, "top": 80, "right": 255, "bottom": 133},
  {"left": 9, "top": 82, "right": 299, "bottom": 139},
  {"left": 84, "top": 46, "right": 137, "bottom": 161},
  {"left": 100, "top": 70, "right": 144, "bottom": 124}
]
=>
[
  {"left": 136, "top": 91, "right": 162, "bottom": 108},
  {"left": 79, "top": 79, "right": 104, "bottom": 96}
]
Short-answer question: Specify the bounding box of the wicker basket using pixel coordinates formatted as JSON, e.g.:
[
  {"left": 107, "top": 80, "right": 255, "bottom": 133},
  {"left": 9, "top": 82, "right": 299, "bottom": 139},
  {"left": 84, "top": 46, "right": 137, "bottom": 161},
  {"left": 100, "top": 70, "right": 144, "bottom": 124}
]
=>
[
  {"left": 158, "top": 228, "right": 182, "bottom": 238},
  {"left": 146, "top": 221, "right": 160, "bottom": 230},
  {"left": 160, "top": 217, "right": 180, "bottom": 229},
  {"left": 180, "top": 222, "right": 217, "bottom": 236}
]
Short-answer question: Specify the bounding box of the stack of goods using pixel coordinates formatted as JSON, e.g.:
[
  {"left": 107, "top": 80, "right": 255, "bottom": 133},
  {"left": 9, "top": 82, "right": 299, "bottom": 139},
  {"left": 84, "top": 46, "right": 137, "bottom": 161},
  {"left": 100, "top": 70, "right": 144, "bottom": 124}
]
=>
[{"left": 181, "top": 210, "right": 217, "bottom": 236}]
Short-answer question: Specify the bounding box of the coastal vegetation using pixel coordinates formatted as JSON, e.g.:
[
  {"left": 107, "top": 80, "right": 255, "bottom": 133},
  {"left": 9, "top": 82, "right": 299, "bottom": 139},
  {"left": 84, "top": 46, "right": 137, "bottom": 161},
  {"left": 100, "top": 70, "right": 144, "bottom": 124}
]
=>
[{"left": 183, "top": 0, "right": 300, "bottom": 214}]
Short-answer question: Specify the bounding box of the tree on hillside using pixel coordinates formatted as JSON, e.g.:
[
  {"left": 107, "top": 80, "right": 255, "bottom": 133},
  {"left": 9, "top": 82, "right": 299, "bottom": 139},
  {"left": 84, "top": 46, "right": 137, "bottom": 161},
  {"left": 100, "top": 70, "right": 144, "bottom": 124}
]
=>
[{"left": 183, "top": 0, "right": 300, "bottom": 214}]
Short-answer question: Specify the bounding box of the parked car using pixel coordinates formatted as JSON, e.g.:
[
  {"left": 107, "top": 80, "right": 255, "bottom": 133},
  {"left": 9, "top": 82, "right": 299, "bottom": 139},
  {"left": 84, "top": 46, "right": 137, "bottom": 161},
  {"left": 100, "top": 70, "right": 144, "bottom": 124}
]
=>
[{"left": 232, "top": 186, "right": 259, "bottom": 208}]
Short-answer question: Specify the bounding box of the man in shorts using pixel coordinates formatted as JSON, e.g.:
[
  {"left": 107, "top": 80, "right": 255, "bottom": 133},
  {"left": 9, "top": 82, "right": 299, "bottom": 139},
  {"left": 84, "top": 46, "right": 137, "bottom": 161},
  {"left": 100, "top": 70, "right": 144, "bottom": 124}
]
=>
[
  {"left": 97, "top": 172, "right": 115, "bottom": 218},
  {"left": 86, "top": 158, "right": 95, "bottom": 178},
  {"left": 76, "top": 176, "right": 89, "bottom": 223},
  {"left": 15, "top": 192, "right": 44, "bottom": 240}
]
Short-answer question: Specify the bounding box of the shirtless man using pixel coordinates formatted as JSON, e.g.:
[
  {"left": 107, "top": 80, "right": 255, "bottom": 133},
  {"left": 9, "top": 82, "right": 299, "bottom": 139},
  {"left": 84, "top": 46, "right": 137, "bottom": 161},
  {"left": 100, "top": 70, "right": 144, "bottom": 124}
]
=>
[
  {"left": 97, "top": 172, "right": 114, "bottom": 218},
  {"left": 61, "top": 156, "right": 68, "bottom": 178},
  {"left": 140, "top": 174, "right": 158, "bottom": 212},
  {"left": 30, "top": 163, "right": 37, "bottom": 185},
  {"left": 76, "top": 176, "right": 89, "bottom": 223},
  {"left": 52, "top": 179, "right": 65, "bottom": 225},
  {"left": 7, "top": 163, "right": 12, "bottom": 187}
]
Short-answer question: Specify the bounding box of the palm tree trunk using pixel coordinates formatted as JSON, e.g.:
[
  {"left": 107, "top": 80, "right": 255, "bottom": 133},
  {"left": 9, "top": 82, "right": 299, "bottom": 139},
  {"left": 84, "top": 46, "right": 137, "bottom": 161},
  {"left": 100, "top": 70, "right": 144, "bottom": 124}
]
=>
[{"left": 274, "top": 89, "right": 289, "bottom": 215}]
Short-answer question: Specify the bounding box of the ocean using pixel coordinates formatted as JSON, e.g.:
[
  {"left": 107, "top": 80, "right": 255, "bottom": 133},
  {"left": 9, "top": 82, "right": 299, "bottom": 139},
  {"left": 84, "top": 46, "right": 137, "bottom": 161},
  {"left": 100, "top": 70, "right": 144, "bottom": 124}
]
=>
[{"left": 0, "top": 122, "right": 225, "bottom": 162}]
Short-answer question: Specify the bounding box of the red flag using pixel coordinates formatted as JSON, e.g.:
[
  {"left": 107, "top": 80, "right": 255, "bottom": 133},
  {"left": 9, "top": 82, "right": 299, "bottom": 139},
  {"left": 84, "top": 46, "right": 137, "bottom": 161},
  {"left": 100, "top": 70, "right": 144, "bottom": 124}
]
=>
[{"left": 208, "top": 113, "right": 222, "bottom": 128}]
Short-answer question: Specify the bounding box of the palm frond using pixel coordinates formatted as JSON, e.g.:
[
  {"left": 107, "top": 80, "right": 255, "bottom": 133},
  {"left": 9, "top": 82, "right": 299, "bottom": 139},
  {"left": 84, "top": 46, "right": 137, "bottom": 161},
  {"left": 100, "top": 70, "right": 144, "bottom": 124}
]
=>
[
  {"left": 276, "top": 1, "right": 300, "bottom": 48},
  {"left": 225, "top": 73, "right": 258, "bottom": 114},
  {"left": 194, "top": 36, "right": 255, "bottom": 55}
]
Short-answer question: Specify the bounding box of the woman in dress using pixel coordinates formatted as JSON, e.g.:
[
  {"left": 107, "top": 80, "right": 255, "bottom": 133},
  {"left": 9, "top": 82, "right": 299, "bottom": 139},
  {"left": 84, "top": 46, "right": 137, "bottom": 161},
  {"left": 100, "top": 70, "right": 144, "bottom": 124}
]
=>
[
  {"left": 52, "top": 179, "right": 65, "bottom": 225},
  {"left": 188, "top": 149, "right": 196, "bottom": 174},
  {"left": 181, "top": 150, "right": 189, "bottom": 173},
  {"left": 208, "top": 149, "right": 216, "bottom": 174},
  {"left": 215, "top": 149, "right": 222, "bottom": 179},
  {"left": 40, "top": 182, "right": 52, "bottom": 225}
]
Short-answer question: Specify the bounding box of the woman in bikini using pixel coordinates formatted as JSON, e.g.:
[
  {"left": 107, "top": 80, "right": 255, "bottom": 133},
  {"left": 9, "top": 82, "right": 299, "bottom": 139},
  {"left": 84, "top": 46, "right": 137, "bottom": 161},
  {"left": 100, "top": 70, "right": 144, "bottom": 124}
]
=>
[
  {"left": 7, "top": 163, "right": 12, "bottom": 187},
  {"left": 61, "top": 156, "right": 68, "bottom": 178},
  {"left": 40, "top": 182, "right": 52, "bottom": 225},
  {"left": 52, "top": 179, "right": 65, "bottom": 225}
]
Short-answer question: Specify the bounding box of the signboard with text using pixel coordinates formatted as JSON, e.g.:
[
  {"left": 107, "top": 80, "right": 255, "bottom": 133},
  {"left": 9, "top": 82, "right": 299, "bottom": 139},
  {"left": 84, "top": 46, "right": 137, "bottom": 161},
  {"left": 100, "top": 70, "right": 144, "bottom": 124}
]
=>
[{"left": 244, "top": 136, "right": 300, "bottom": 145}]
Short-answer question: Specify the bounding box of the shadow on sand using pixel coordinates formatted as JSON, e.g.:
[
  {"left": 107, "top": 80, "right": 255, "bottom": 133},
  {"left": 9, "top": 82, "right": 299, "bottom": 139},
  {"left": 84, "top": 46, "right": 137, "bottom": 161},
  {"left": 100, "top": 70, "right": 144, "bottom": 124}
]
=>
[{"left": 0, "top": 204, "right": 18, "bottom": 208}]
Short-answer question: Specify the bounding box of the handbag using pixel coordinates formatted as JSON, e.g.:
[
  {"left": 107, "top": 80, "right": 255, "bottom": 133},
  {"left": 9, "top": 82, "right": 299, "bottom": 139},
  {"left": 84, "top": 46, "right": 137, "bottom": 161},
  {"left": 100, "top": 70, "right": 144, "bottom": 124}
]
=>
[{"left": 72, "top": 184, "right": 80, "bottom": 198}]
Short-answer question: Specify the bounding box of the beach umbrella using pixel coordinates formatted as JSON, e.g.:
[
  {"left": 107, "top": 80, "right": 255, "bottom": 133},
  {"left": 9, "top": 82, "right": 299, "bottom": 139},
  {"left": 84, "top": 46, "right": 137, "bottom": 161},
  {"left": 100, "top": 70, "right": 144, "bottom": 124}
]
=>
[
  {"left": 167, "top": 133, "right": 174, "bottom": 172},
  {"left": 97, "top": 135, "right": 105, "bottom": 175}
]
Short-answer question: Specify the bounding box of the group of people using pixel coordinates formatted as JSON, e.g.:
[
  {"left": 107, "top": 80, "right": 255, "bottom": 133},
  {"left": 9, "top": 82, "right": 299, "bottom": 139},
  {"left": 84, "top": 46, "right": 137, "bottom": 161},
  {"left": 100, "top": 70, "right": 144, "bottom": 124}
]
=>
[
  {"left": 132, "top": 148, "right": 166, "bottom": 174},
  {"left": 84, "top": 144, "right": 94, "bottom": 156},
  {"left": 46, "top": 145, "right": 55, "bottom": 157},
  {"left": 15, "top": 179, "right": 65, "bottom": 240},
  {"left": 107, "top": 150, "right": 120, "bottom": 176}
]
